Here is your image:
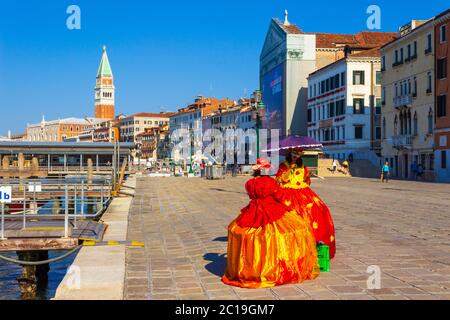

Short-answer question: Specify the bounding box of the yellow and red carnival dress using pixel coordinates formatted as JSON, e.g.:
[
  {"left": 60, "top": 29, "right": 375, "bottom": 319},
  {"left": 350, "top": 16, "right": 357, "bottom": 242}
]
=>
[
  {"left": 275, "top": 162, "right": 336, "bottom": 259},
  {"left": 222, "top": 175, "right": 320, "bottom": 289}
]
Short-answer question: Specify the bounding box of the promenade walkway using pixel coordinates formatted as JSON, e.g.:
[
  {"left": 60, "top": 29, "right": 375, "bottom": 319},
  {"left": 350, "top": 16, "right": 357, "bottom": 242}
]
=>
[{"left": 124, "top": 176, "right": 450, "bottom": 300}]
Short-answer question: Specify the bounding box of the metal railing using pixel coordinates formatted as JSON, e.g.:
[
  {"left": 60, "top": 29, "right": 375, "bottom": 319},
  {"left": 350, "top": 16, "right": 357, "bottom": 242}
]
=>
[
  {"left": 391, "top": 135, "right": 413, "bottom": 148},
  {"left": 0, "top": 177, "right": 112, "bottom": 240},
  {"left": 393, "top": 94, "right": 413, "bottom": 109}
]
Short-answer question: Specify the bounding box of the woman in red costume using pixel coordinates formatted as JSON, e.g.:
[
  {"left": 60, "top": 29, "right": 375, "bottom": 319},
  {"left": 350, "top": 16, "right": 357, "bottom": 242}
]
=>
[
  {"left": 275, "top": 149, "right": 336, "bottom": 259},
  {"left": 222, "top": 158, "right": 319, "bottom": 289}
]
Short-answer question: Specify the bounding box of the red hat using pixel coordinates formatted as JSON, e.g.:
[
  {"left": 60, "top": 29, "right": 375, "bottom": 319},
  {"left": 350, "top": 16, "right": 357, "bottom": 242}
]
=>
[{"left": 252, "top": 158, "right": 271, "bottom": 171}]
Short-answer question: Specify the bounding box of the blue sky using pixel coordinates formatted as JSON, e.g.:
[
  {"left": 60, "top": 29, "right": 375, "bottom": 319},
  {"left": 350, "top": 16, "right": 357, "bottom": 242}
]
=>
[{"left": 0, "top": 0, "right": 448, "bottom": 133}]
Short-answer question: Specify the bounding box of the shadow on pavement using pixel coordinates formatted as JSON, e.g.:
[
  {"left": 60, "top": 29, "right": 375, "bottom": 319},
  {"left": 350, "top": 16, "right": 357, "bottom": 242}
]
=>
[
  {"left": 212, "top": 236, "right": 228, "bottom": 242},
  {"left": 203, "top": 253, "right": 227, "bottom": 277},
  {"left": 209, "top": 188, "right": 246, "bottom": 195}
]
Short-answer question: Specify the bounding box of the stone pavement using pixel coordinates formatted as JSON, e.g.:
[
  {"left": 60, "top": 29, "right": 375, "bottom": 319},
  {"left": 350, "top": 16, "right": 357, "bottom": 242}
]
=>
[{"left": 124, "top": 176, "right": 450, "bottom": 300}]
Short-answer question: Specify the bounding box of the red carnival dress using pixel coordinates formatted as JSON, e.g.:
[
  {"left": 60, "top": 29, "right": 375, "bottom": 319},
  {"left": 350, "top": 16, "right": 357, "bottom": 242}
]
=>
[
  {"left": 222, "top": 175, "right": 319, "bottom": 289},
  {"left": 275, "top": 162, "right": 336, "bottom": 259}
]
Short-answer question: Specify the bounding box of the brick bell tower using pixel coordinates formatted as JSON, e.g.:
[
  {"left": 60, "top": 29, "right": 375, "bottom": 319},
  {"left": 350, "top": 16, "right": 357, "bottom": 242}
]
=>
[{"left": 95, "top": 46, "right": 115, "bottom": 120}]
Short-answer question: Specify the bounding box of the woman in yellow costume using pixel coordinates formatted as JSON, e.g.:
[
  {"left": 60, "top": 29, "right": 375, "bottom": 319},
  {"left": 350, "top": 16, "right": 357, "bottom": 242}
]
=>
[
  {"left": 222, "top": 158, "right": 319, "bottom": 289},
  {"left": 275, "top": 148, "right": 336, "bottom": 259}
]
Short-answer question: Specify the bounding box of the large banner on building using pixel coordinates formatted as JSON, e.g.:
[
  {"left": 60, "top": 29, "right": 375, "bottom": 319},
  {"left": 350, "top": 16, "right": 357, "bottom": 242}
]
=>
[{"left": 262, "top": 64, "right": 284, "bottom": 134}]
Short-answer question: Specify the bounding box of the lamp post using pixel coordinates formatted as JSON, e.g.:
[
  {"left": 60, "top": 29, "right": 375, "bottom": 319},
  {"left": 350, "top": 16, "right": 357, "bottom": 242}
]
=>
[
  {"left": 253, "top": 90, "right": 266, "bottom": 159},
  {"left": 189, "top": 124, "right": 194, "bottom": 175}
]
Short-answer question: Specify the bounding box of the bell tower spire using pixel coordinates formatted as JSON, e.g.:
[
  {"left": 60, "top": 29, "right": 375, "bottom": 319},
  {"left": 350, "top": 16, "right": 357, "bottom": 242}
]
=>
[{"left": 95, "top": 45, "right": 115, "bottom": 120}]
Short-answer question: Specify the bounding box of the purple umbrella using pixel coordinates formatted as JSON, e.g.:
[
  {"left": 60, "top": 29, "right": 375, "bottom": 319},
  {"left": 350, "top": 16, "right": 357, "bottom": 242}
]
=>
[{"left": 262, "top": 135, "right": 323, "bottom": 154}]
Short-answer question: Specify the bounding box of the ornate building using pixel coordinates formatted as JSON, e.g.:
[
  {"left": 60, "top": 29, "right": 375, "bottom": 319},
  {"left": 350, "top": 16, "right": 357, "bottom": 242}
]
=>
[
  {"left": 95, "top": 46, "right": 115, "bottom": 120},
  {"left": 260, "top": 10, "right": 397, "bottom": 137}
]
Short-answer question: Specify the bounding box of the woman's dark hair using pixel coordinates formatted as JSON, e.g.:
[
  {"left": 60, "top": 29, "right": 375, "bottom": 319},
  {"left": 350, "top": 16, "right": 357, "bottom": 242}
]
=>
[
  {"left": 286, "top": 152, "right": 304, "bottom": 167},
  {"left": 253, "top": 169, "right": 262, "bottom": 177}
]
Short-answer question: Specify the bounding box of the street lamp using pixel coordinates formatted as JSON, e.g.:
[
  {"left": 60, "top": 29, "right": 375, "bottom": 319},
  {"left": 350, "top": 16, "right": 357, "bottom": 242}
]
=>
[{"left": 252, "top": 90, "right": 266, "bottom": 159}]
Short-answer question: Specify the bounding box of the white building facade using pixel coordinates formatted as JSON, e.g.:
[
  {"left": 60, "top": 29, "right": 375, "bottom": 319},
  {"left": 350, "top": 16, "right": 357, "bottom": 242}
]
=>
[{"left": 307, "top": 51, "right": 383, "bottom": 161}]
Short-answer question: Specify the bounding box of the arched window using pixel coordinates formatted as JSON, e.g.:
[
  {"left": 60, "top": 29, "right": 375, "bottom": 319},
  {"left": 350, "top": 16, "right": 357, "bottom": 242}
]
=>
[
  {"left": 407, "top": 110, "right": 412, "bottom": 135},
  {"left": 413, "top": 112, "right": 418, "bottom": 136},
  {"left": 394, "top": 115, "right": 398, "bottom": 136},
  {"left": 428, "top": 108, "right": 433, "bottom": 134}
]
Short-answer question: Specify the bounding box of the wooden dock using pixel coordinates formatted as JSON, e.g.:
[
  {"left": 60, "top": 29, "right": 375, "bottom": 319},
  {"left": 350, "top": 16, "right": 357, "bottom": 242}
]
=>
[{"left": 0, "top": 220, "right": 108, "bottom": 252}]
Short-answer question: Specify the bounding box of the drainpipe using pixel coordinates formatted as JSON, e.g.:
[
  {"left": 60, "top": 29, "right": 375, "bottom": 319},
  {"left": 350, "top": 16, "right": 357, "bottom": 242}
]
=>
[{"left": 370, "top": 60, "right": 375, "bottom": 152}]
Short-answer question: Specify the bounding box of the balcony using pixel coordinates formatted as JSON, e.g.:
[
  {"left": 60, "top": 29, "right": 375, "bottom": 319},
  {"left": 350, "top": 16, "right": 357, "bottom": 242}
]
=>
[
  {"left": 393, "top": 94, "right": 413, "bottom": 109},
  {"left": 392, "top": 134, "right": 413, "bottom": 149}
]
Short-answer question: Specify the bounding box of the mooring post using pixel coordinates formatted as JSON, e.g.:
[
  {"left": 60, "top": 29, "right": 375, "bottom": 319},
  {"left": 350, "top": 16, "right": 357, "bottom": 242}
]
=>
[
  {"left": 18, "top": 153, "right": 25, "bottom": 192},
  {"left": 81, "top": 180, "right": 84, "bottom": 216},
  {"left": 22, "top": 185, "right": 27, "bottom": 229},
  {"left": 16, "top": 251, "right": 50, "bottom": 300},
  {"left": 73, "top": 184, "right": 77, "bottom": 229},
  {"left": 64, "top": 185, "right": 69, "bottom": 238}
]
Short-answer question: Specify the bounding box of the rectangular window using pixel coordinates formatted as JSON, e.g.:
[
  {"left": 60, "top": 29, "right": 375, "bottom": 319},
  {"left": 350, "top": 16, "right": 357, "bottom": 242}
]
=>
[
  {"left": 413, "top": 77, "right": 417, "bottom": 97},
  {"left": 376, "top": 71, "right": 382, "bottom": 85},
  {"left": 353, "top": 98, "right": 365, "bottom": 114},
  {"left": 394, "top": 50, "right": 398, "bottom": 63},
  {"left": 341, "top": 72, "right": 346, "bottom": 86},
  {"left": 375, "top": 98, "right": 381, "bottom": 114},
  {"left": 437, "top": 95, "right": 447, "bottom": 117},
  {"left": 440, "top": 25, "right": 447, "bottom": 43},
  {"left": 400, "top": 48, "right": 404, "bottom": 62},
  {"left": 437, "top": 58, "right": 447, "bottom": 79},
  {"left": 426, "top": 34, "right": 432, "bottom": 53},
  {"left": 442, "top": 151, "right": 447, "bottom": 169},
  {"left": 375, "top": 126, "right": 381, "bottom": 140},
  {"left": 326, "top": 78, "right": 330, "bottom": 92},
  {"left": 354, "top": 126, "right": 363, "bottom": 139},
  {"left": 407, "top": 44, "right": 411, "bottom": 59},
  {"left": 427, "top": 72, "right": 432, "bottom": 93},
  {"left": 307, "top": 109, "right": 312, "bottom": 122},
  {"left": 329, "top": 102, "right": 335, "bottom": 117},
  {"left": 381, "top": 56, "right": 386, "bottom": 70},
  {"left": 335, "top": 74, "right": 340, "bottom": 87},
  {"left": 413, "top": 41, "right": 417, "bottom": 57},
  {"left": 353, "top": 71, "right": 365, "bottom": 85}
]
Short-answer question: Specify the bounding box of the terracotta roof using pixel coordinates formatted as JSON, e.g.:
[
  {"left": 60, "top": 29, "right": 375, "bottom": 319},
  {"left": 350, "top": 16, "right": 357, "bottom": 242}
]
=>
[
  {"left": 348, "top": 47, "right": 381, "bottom": 58},
  {"left": 315, "top": 32, "right": 398, "bottom": 49},
  {"left": 130, "top": 112, "right": 174, "bottom": 118}
]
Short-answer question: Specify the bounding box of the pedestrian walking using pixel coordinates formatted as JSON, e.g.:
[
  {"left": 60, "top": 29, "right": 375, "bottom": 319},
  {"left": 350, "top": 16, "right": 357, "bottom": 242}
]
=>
[
  {"left": 381, "top": 161, "right": 390, "bottom": 183},
  {"left": 342, "top": 159, "right": 350, "bottom": 176},
  {"left": 411, "top": 161, "right": 419, "bottom": 180},
  {"left": 331, "top": 159, "right": 338, "bottom": 174}
]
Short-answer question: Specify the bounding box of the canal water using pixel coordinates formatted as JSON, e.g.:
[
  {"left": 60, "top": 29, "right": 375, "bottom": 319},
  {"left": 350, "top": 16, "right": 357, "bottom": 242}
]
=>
[{"left": 0, "top": 251, "right": 76, "bottom": 300}]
